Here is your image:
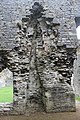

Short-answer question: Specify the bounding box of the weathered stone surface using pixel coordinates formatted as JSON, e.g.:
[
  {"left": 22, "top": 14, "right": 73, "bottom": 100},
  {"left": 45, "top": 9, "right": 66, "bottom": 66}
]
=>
[
  {"left": 43, "top": 82, "right": 75, "bottom": 112},
  {"left": 0, "top": 0, "right": 78, "bottom": 114},
  {"left": 72, "top": 0, "right": 80, "bottom": 97},
  {"left": 73, "top": 48, "right": 80, "bottom": 97},
  {"left": 0, "top": 0, "right": 77, "bottom": 49}
]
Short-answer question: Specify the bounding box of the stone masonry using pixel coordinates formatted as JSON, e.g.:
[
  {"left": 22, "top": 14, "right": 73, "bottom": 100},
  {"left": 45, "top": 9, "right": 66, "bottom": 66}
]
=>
[
  {"left": 0, "top": 0, "right": 78, "bottom": 115},
  {"left": 72, "top": 0, "right": 80, "bottom": 97}
]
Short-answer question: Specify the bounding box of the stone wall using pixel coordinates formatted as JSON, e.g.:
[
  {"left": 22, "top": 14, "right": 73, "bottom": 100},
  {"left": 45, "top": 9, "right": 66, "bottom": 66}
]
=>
[
  {"left": 0, "top": 0, "right": 77, "bottom": 49},
  {"left": 0, "top": 0, "right": 77, "bottom": 114},
  {"left": 72, "top": 0, "right": 80, "bottom": 97},
  {"left": 0, "top": 0, "right": 31, "bottom": 49}
]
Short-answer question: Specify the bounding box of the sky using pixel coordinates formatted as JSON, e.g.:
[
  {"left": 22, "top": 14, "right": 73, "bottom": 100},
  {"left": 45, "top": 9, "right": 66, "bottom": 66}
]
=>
[{"left": 76, "top": 26, "right": 80, "bottom": 39}]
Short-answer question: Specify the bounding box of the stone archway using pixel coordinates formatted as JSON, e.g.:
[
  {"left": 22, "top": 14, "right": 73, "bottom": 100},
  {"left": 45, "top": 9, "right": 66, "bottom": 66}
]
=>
[{"left": 0, "top": 50, "right": 13, "bottom": 112}]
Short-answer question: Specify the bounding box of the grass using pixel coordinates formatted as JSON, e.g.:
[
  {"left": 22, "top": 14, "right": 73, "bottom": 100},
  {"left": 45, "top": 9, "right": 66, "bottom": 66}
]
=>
[
  {"left": 0, "top": 86, "right": 13, "bottom": 103},
  {"left": 75, "top": 97, "right": 80, "bottom": 101}
]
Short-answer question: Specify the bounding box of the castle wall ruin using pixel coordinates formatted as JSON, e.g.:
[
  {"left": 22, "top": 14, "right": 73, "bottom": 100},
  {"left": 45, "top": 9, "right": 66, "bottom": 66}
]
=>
[{"left": 0, "top": 0, "right": 78, "bottom": 114}]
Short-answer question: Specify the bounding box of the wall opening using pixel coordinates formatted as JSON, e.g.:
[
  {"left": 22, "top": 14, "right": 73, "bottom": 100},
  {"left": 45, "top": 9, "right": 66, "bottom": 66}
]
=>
[
  {"left": 0, "top": 68, "right": 13, "bottom": 103},
  {"left": 0, "top": 50, "right": 13, "bottom": 104},
  {"left": 75, "top": 17, "right": 80, "bottom": 40},
  {"left": 73, "top": 17, "right": 80, "bottom": 98}
]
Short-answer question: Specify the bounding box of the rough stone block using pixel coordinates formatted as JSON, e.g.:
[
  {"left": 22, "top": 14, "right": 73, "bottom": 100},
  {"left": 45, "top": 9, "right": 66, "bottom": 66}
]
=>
[{"left": 43, "top": 82, "right": 76, "bottom": 112}]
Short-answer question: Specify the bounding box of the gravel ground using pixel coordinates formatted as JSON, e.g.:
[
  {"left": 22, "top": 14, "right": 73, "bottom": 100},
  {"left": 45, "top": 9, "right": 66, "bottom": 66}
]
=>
[{"left": 0, "top": 101, "right": 80, "bottom": 120}]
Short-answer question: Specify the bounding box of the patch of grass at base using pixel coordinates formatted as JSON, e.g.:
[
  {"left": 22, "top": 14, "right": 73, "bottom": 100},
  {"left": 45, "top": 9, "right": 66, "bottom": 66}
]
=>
[
  {"left": 0, "top": 86, "right": 13, "bottom": 103},
  {"left": 75, "top": 97, "right": 80, "bottom": 101}
]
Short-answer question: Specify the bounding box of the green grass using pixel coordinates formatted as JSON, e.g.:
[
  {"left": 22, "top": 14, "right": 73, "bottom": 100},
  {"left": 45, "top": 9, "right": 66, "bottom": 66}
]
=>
[
  {"left": 0, "top": 86, "right": 13, "bottom": 103},
  {"left": 75, "top": 97, "right": 80, "bottom": 101}
]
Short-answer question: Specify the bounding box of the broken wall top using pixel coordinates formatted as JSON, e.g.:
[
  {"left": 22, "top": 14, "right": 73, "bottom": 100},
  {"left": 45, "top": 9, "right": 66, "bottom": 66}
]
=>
[{"left": 0, "top": 0, "right": 77, "bottom": 50}]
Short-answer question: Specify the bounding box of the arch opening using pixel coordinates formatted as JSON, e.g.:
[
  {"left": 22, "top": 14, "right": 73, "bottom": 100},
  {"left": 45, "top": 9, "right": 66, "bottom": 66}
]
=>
[{"left": 0, "top": 50, "right": 13, "bottom": 104}]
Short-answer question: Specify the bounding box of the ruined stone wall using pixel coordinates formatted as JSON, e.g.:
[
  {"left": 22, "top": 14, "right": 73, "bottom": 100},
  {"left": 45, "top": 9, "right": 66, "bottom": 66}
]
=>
[
  {"left": 0, "top": 0, "right": 77, "bottom": 49},
  {"left": 42, "top": 0, "right": 77, "bottom": 48},
  {"left": 0, "top": 0, "right": 77, "bottom": 114},
  {"left": 0, "top": 0, "right": 31, "bottom": 49},
  {"left": 6, "top": 2, "right": 76, "bottom": 113},
  {"left": 72, "top": 0, "right": 80, "bottom": 97},
  {"left": 74, "top": 0, "right": 80, "bottom": 16}
]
